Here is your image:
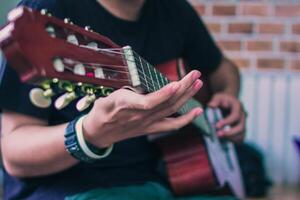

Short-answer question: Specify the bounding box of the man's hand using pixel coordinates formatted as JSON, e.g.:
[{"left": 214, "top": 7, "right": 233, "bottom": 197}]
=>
[
  {"left": 208, "top": 93, "right": 246, "bottom": 143},
  {"left": 83, "top": 70, "right": 203, "bottom": 148}
]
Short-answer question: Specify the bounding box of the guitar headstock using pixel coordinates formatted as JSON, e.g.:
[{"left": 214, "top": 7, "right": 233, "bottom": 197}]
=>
[{"left": 0, "top": 6, "right": 142, "bottom": 111}]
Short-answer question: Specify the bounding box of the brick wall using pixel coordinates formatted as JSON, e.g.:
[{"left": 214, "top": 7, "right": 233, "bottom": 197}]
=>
[{"left": 190, "top": 0, "right": 300, "bottom": 72}]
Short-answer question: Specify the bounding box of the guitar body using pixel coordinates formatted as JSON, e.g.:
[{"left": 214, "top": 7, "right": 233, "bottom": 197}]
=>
[
  {"left": 0, "top": 7, "right": 245, "bottom": 199},
  {"left": 155, "top": 60, "right": 245, "bottom": 198}
]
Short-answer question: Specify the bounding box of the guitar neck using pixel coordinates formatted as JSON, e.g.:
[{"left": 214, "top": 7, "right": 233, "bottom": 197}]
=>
[{"left": 134, "top": 52, "right": 211, "bottom": 135}]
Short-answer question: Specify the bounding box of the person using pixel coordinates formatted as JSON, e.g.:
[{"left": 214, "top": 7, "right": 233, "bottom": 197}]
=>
[{"left": 0, "top": 0, "right": 246, "bottom": 199}]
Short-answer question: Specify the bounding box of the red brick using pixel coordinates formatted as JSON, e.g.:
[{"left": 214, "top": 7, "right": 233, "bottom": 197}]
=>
[
  {"left": 217, "top": 40, "right": 241, "bottom": 51},
  {"left": 275, "top": 5, "right": 300, "bottom": 17},
  {"left": 241, "top": 4, "right": 269, "bottom": 16},
  {"left": 246, "top": 41, "right": 273, "bottom": 51},
  {"left": 228, "top": 23, "right": 254, "bottom": 34},
  {"left": 258, "top": 23, "right": 285, "bottom": 34},
  {"left": 232, "top": 58, "right": 251, "bottom": 68},
  {"left": 194, "top": 5, "right": 206, "bottom": 16},
  {"left": 257, "top": 58, "right": 285, "bottom": 69},
  {"left": 292, "top": 24, "right": 300, "bottom": 35},
  {"left": 213, "top": 5, "right": 236, "bottom": 16},
  {"left": 206, "top": 23, "right": 221, "bottom": 34},
  {"left": 291, "top": 60, "right": 300, "bottom": 70},
  {"left": 280, "top": 41, "right": 300, "bottom": 53}
]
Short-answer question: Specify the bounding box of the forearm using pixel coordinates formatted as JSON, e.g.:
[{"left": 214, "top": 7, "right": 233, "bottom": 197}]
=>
[
  {"left": 2, "top": 114, "right": 79, "bottom": 178},
  {"left": 208, "top": 57, "right": 240, "bottom": 97}
]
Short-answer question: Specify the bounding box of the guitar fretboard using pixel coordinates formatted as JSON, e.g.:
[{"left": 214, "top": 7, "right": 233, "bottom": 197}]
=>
[{"left": 133, "top": 52, "right": 211, "bottom": 135}]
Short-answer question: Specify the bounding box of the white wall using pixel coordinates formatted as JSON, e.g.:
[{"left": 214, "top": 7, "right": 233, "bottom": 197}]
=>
[{"left": 241, "top": 72, "right": 300, "bottom": 185}]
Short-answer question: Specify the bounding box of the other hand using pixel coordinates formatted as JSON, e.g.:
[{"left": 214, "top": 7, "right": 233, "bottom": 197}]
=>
[{"left": 208, "top": 93, "right": 246, "bottom": 143}]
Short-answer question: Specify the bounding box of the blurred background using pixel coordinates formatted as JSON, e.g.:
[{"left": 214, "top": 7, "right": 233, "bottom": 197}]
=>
[
  {"left": 1, "top": 0, "right": 300, "bottom": 199},
  {"left": 188, "top": 0, "right": 300, "bottom": 187}
]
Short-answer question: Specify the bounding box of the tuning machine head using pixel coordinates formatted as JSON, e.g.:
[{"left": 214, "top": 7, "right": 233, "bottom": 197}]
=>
[
  {"left": 29, "top": 79, "right": 58, "bottom": 108},
  {"left": 40, "top": 9, "right": 52, "bottom": 17},
  {"left": 29, "top": 88, "right": 52, "bottom": 108},
  {"left": 54, "top": 81, "right": 78, "bottom": 110},
  {"left": 64, "top": 18, "right": 73, "bottom": 24}
]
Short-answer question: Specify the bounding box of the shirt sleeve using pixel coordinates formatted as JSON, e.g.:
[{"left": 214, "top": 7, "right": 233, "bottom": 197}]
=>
[
  {"left": 0, "top": 0, "right": 66, "bottom": 119},
  {"left": 179, "top": 0, "right": 223, "bottom": 73}
]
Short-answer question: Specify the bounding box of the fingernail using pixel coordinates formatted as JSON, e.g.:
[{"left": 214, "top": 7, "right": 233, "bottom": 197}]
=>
[
  {"left": 194, "top": 108, "right": 203, "bottom": 116},
  {"left": 193, "top": 80, "right": 202, "bottom": 90},
  {"left": 192, "top": 71, "right": 200, "bottom": 80}
]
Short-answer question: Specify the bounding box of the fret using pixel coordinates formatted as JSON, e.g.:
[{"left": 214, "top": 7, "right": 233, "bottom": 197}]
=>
[
  {"left": 160, "top": 73, "right": 169, "bottom": 86},
  {"left": 153, "top": 68, "right": 161, "bottom": 89},
  {"left": 145, "top": 61, "right": 157, "bottom": 91},
  {"left": 156, "top": 69, "right": 167, "bottom": 88},
  {"left": 138, "top": 56, "right": 150, "bottom": 92},
  {"left": 148, "top": 64, "right": 165, "bottom": 91}
]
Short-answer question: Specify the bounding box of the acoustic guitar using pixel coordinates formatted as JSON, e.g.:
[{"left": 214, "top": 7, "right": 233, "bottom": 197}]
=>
[{"left": 0, "top": 7, "right": 245, "bottom": 199}]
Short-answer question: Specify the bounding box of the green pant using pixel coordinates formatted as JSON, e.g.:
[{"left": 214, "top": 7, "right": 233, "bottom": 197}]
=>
[{"left": 66, "top": 182, "right": 237, "bottom": 200}]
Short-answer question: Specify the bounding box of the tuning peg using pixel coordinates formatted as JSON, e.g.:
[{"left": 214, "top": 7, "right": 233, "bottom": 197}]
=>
[
  {"left": 54, "top": 91, "right": 77, "bottom": 110},
  {"left": 95, "top": 86, "right": 113, "bottom": 97},
  {"left": 40, "top": 9, "right": 52, "bottom": 16},
  {"left": 41, "top": 9, "right": 48, "bottom": 15},
  {"left": 67, "top": 34, "right": 79, "bottom": 45},
  {"left": 64, "top": 18, "right": 73, "bottom": 24},
  {"left": 74, "top": 63, "right": 86, "bottom": 75},
  {"left": 87, "top": 42, "right": 98, "bottom": 50},
  {"left": 53, "top": 58, "right": 65, "bottom": 72},
  {"left": 46, "top": 26, "right": 56, "bottom": 38},
  {"left": 76, "top": 94, "right": 96, "bottom": 112},
  {"left": 29, "top": 88, "right": 54, "bottom": 108},
  {"left": 85, "top": 26, "right": 91, "bottom": 31},
  {"left": 94, "top": 68, "right": 105, "bottom": 79}
]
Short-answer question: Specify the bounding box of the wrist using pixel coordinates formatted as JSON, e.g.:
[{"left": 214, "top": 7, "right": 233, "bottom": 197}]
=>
[
  {"left": 64, "top": 116, "right": 114, "bottom": 163},
  {"left": 82, "top": 115, "right": 112, "bottom": 148}
]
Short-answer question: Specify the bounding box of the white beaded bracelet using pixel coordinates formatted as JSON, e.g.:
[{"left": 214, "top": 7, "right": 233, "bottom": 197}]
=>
[{"left": 75, "top": 115, "right": 114, "bottom": 159}]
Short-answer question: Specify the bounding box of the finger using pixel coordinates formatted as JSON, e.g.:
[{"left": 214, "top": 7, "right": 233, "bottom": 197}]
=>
[
  {"left": 142, "top": 70, "right": 200, "bottom": 111},
  {"left": 168, "top": 79, "right": 203, "bottom": 113},
  {"left": 134, "top": 82, "right": 180, "bottom": 110},
  {"left": 174, "top": 70, "right": 201, "bottom": 98},
  {"left": 147, "top": 79, "right": 203, "bottom": 121},
  {"left": 145, "top": 108, "right": 203, "bottom": 133},
  {"left": 217, "top": 102, "right": 241, "bottom": 128},
  {"left": 218, "top": 115, "right": 245, "bottom": 142},
  {"left": 208, "top": 95, "right": 223, "bottom": 108}
]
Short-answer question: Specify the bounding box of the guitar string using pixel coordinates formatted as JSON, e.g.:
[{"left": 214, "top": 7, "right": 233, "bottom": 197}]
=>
[
  {"left": 78, "top": 46, "right": 192, "bottom": 113},
  {"left": 65, "top": 49, "right": 164, "bottom": 91},
  {"left": 102, "top": 49, "right": 192, "bottom": 113},
  {"left": 72, "top": 45, "right": 163, "bottom": 88},
  {"left": 63, "top": 61, "right": 162, "bottom": 93},
  {"left": 67, "top": 46, "right": 192, "bottom": 113}
]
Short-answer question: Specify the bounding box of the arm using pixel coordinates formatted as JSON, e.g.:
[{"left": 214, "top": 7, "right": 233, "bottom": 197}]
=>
[
  {"left": 1, "top": 71, "right": 203, "bottom": 178},
  {"left": 208, "top": 57, "right": 240, "bottom": 97},
  {"left": 208, "top": 58, "right": 246, "bottom": 143},
  {"left": 1, "top": 112, "right": 78, "bottom": 178}
]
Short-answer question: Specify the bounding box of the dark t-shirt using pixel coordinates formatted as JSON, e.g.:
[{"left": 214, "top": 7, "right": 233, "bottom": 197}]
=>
[{"left": 0, "top": 0, "right": 222, "bottom": 199}]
